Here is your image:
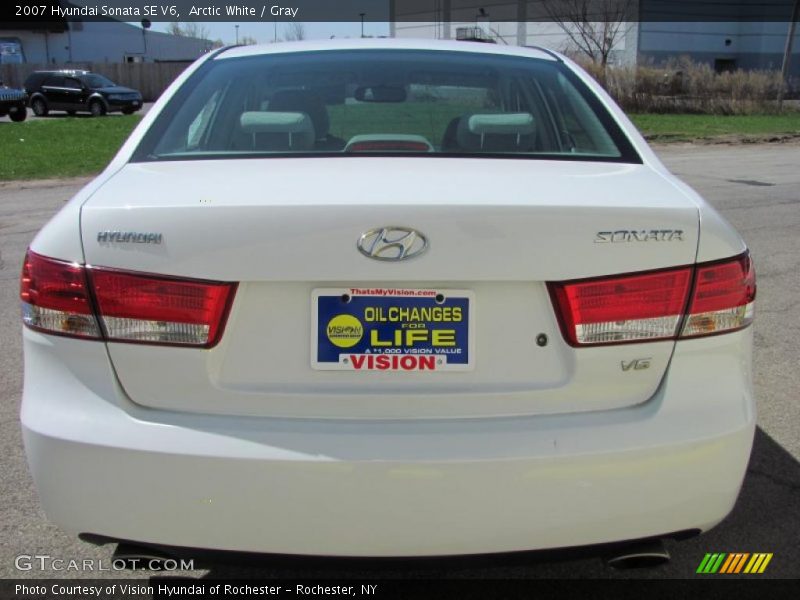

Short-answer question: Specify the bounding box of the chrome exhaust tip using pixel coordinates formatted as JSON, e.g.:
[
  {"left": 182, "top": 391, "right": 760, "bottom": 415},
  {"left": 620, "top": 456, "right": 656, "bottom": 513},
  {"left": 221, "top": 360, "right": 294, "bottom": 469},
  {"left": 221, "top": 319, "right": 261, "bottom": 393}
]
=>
[{"left": 605, "top": 539, "right": 671, "bottom": 569}]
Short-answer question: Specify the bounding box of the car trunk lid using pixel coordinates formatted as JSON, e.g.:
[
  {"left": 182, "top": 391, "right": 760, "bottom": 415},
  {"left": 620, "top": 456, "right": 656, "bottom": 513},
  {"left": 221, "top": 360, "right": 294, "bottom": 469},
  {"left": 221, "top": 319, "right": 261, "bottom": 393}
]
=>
[{"left": 80, "top": 157, "right": 698, "bottom": 418}]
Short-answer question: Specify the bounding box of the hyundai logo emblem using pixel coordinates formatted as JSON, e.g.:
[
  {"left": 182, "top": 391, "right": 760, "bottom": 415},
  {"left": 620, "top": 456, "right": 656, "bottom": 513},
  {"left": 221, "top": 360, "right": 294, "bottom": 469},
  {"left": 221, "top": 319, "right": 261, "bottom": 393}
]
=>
[{"left": 357, "top": 227, "right": 428, "bottom": 261}]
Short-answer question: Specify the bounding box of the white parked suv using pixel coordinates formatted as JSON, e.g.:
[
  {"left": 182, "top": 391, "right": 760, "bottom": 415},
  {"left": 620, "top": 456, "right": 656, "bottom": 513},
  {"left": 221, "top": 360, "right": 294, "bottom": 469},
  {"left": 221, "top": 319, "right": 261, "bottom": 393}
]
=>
[{"left": 20, "top": 39, "right": 755, "bottom": 559}]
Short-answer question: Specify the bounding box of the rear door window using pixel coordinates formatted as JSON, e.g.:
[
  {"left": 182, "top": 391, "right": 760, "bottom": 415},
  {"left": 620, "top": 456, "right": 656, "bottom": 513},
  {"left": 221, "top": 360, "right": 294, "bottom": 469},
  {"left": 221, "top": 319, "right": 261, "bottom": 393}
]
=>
[{"left": 43, "top": 75, "right": 66, "bottom": 87}]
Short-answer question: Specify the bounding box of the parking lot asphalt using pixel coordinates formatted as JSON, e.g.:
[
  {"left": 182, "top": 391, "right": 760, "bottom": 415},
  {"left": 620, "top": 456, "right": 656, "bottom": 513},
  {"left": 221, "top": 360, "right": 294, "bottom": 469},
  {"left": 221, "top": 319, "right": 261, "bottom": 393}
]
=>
[{"left": 0, "top": 143, "right": 798, "bottom": 580}]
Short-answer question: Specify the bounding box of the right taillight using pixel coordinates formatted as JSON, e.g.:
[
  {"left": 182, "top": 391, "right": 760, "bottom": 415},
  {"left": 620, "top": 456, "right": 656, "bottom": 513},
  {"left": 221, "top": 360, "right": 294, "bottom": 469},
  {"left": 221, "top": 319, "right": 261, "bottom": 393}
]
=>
[
  {"left": 681, "top": 253, "right": 755, "bottom": 338},
  {"left": 549, "top": 252, "right": 755, "bottom": 346},
  {"left": 20, "top": 249, "right": 237, "bottom": 348}
]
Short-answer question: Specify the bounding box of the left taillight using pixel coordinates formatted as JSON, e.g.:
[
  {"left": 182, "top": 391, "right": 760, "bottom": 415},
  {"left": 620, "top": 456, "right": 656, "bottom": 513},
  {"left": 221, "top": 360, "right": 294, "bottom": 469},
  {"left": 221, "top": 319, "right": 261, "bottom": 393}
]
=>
[
  {"left": 88, "top": 268, "right": 237, "bottom": 347},
  {"left": 20, "top": 251, "right": 102, "bottom": 339},
  {"left": 20, "top": 250, "right": 237, "bottom": 348}
]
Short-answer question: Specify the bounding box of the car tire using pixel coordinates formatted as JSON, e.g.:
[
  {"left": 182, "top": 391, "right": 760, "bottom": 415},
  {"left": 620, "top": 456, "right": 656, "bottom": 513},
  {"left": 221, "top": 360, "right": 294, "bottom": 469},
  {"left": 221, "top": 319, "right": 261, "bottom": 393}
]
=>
[
  {"left": 89, "top": 100, "right": 106, "bottom": 117},
  {"left": 122, "top": 108, "right": 136, "bottom": 115},
  {"left": 67, "top": 110, "right": 76, "bottom": 116},
  {"left": 31, "top": 98, "right": 48, "bottom": 117},
  {"left": 9, "top": 103, "right": 27, "bottom": 122}
]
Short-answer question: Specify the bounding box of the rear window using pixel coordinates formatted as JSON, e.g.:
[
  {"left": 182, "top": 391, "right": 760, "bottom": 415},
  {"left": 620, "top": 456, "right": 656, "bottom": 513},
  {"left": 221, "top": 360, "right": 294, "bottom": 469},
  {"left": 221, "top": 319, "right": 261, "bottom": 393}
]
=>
[
  {"left": 132, "top": 49, "right": 639, "bottom": 163},
  {"left": 80, "top": 74, "right": 116, "bottom": 88}
]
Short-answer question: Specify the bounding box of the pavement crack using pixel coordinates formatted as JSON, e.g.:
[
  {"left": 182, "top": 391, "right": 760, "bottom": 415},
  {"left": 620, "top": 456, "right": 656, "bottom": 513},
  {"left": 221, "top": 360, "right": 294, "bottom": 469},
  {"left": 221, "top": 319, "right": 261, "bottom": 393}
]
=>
[{"left": 726, "top": 179, "right": 776, "bottom": 187}]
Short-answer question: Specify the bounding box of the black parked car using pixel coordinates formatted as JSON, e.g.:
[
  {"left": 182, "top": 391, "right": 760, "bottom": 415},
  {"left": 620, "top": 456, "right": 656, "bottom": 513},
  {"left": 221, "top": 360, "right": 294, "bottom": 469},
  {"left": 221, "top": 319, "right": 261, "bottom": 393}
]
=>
[
  {"left": 24, "top": 70, "right": 143, "bottom": 117},
  {"left": 0, "top": 78, "right": 27, "bottom": 121}
]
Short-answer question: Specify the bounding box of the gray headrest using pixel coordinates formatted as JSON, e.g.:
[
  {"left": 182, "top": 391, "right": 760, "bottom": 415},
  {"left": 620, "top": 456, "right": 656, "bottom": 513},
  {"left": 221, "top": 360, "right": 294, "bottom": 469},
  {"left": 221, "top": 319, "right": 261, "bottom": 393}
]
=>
[
  {"left": 456, "top": 112, "right": 536, "bottom": 151},
  {"left": 239, "top": 111, "right": 315, "bottom": 151},
  {"left": 268, "top": 89, "right": 330, "bottom": 138}
]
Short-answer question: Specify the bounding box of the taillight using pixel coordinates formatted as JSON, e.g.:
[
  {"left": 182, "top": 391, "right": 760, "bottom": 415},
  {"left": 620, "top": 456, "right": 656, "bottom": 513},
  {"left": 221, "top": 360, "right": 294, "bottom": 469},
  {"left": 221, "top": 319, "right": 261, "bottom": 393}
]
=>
[
  {"left": 89, "top": 269, "right": 236, "bottom": 347},
  {"left": 549, "top": 267, "right": 692, "bottom": 345},
  {"left": 20, "top": 250, "right": 237, "bottom": 348},
  {"left": 20, "top": 252, "right": 101, "bottom": 339},
  {"left": 681, "top": 253, "right": 755, "bottom": 338},
  {"left": 549, "top": 252, "right": 755, "bottom": 346}
]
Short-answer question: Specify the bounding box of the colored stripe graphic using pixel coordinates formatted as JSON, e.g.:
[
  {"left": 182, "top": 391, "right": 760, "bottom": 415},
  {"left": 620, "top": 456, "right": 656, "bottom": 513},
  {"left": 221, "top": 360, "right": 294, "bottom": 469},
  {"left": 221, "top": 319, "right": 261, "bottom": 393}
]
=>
[
  {"left": 697, "top": 553, "right": 727, "bottom": 573},
  {"left": 733, "top": 553, "right": 750, "bottom": 573},
  {"left": 720, "top": 553, "right": 749, "bottom": 573},
  {"left": 719, "top": 554, "right": 735, "bottom": 573},
  {"left": 743, "top": 553, "right": 773, "bottom": 574},
  {"left": 698, "top": 553, "right": 773, "bottom": 574},
  {"left": 696, "top": 554, "right": 713, "bottom": 573}
]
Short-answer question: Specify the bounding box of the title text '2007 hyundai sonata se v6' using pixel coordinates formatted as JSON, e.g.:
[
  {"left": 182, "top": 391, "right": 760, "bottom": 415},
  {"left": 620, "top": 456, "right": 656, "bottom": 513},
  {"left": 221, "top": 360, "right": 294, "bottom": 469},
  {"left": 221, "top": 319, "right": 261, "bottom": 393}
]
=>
[{"left": 20, "top": 40, "right": 756, "bottom": 560}]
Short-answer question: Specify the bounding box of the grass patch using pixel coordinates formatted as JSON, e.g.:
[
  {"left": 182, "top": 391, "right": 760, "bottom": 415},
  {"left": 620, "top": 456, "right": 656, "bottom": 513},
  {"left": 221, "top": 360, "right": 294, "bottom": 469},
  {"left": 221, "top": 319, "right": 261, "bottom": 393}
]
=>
[
  {"left": 1, "top": 112, "right": 798, "bottom": 181},
  {"left": 0, "top": 116, "right": 141, "bottom": 181},
  {"left": 630, "top": 113, "right": 800, "bottom": 142}
]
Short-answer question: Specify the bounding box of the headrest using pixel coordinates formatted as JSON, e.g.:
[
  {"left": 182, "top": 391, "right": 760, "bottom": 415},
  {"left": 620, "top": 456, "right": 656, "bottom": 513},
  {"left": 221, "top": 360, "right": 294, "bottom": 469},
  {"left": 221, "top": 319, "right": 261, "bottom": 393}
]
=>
[
  {"left": 239, "top": 111, "right": 315, "bottom": 150},
  {"left": 456, "top": 112, "right": 536, "bottom": 151},
  {"left": 268, "top": 89, "right": 329, "bottom": 138},
  {"left": 466, "top": 113, "right": 536, "bottom": 136}
]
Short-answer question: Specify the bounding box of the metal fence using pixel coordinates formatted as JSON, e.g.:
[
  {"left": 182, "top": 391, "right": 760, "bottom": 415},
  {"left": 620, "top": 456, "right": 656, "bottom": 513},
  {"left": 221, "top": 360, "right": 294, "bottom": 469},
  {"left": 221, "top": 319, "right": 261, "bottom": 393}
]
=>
[{"left": 0, "top": 61, "right": 191, "bottom": 101}]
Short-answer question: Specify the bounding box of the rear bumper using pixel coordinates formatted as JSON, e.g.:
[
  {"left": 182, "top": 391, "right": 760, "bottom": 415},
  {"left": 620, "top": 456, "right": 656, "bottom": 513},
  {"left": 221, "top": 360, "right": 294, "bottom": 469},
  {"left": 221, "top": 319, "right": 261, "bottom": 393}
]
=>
[
  {"left": 21, "top": 328, "right": 755, "bottom": 557},
  {"left": 106, "top": 98, "right": 142, "bottom": 112}
]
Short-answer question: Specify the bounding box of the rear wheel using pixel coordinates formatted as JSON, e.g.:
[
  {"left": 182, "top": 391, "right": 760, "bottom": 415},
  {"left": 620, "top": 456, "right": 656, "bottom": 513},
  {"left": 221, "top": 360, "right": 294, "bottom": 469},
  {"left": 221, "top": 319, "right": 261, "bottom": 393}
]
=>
[
  {"left": 89, "top": 100, "right": 106, "bottom": 117},
  {"left": 9, "top": 103, "right": 27, "bottom": 122},
  {"left": 31, "top": 98, "right": 48, "bottom": 117},
  {"left": 67, "top": 110, "right": 76, "bottom": 116},
  {"left": 122, "top": 108, "right": 136, "bottom": 115}
]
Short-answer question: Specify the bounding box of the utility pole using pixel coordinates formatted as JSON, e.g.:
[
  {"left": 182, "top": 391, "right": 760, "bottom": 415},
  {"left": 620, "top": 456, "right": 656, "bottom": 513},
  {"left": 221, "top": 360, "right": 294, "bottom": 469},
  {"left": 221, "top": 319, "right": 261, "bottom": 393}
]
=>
[
  {"left": 360, "top": 13, "right": 366, "bottom": 38},
  {"left": 235, "top": 24, "right": 239, "bottom": 45},
  {"left": 140, "top": 19, "right": 150, "bottom": 61},
  {"left": 778, "top": 0, "right": 800, "bottom": 110}
]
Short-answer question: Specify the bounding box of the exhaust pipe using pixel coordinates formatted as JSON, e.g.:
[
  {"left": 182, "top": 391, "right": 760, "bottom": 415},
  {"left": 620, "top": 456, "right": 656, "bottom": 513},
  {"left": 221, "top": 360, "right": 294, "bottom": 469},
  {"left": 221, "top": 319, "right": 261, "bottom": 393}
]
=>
[
  {"left": 605, "top": 539, "right": 670, "bottom": 569},
  {"left": 113, "top": 543, "right": 178, "bottom": 570}
]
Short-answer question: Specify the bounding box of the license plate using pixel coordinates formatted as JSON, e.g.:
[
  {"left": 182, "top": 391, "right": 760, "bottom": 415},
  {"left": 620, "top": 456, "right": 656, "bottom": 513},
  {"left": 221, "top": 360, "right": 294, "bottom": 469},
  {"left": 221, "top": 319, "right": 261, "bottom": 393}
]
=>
[{"left": 312, "top": 288, "right": 474, "bottom": 371}]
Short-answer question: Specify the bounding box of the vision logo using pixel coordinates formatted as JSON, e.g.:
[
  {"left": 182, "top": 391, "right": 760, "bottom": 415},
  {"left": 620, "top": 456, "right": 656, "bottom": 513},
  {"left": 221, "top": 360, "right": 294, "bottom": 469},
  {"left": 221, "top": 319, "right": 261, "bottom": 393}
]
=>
[
  {"left": 326, "top": 315, "right": 363, "bottom": 348},
  {"left": 696, "top": 552, "right": 773, "bottom": 574}
]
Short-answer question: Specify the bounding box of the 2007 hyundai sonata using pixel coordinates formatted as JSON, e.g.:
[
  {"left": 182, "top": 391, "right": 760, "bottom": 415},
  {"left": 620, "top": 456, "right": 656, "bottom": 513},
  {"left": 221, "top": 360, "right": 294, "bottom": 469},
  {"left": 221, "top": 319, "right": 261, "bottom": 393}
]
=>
[{"left": 20, "top": 39, "right": 756, "bottom": 557}]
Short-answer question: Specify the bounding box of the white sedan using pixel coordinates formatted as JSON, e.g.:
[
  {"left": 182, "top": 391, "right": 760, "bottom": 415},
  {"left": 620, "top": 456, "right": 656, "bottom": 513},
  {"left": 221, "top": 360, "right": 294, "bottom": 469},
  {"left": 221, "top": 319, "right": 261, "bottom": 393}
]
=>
[{"left": 20, "top": 39, "right": 755, "bottom": 560}]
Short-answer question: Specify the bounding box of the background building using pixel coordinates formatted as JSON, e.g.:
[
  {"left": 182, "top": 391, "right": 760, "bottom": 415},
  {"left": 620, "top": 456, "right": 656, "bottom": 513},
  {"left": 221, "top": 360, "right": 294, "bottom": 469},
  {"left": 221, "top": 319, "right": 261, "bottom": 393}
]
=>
[
  {"left": 0, "top": 9, "right": 210, "bottom": 65},
  {"left": 391, "top": 0, "right": 800, "bottom": 75},
  {"left": 0, "top": 7, "right": 211, "bottom": 100}
]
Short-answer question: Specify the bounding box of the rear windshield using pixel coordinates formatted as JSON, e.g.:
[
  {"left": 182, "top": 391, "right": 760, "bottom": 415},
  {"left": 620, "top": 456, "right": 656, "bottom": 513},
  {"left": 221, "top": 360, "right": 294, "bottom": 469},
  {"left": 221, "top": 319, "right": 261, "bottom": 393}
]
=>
[{"left": 132, "top": 49, "right": 640, "bottom": 163}]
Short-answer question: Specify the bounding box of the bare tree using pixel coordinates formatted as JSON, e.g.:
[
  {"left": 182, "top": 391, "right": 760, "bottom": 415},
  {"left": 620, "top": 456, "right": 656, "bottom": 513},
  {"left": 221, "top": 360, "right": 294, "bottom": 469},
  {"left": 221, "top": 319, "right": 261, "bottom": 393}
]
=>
[
  {"left": 183, "top": 22, "right": 211, "bottom": 41},
  {"left": 166, "top": 22, "right": 211, "bottom": 41},
  {"left": 282, "top": 22, "right": 306, "bottom": 42},
  {"left": 777, "top": 0, "right": 800, "bottom": 109},
  {"left": 541, "top": 0, "right": 633, "bottom": 68},
  {"left": 240, "top": 35, "right": 259, "bottom": 46},
  {"left": 166, "top": 22, "right": 184, "bottom": 36}
]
